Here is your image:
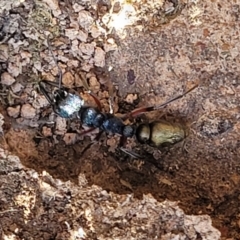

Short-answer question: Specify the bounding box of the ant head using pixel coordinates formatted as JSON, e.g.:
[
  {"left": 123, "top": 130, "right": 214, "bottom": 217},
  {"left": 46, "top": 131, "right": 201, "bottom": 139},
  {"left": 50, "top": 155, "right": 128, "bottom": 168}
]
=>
[{"left": 53, "top": 88, "right": 68, "bottom": 103}]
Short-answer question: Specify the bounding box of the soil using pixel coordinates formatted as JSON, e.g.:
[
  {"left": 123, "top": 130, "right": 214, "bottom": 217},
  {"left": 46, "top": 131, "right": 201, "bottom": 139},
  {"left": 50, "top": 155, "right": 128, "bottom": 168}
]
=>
[{"left": 0, "top": 0, "right": 240, "bottom": 239}]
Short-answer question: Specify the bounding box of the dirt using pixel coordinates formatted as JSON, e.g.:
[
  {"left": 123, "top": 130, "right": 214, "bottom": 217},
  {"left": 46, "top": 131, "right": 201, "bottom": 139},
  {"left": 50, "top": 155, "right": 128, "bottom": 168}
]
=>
[{"left": 0, "top": 0, "right": 240, "bottom": 239}]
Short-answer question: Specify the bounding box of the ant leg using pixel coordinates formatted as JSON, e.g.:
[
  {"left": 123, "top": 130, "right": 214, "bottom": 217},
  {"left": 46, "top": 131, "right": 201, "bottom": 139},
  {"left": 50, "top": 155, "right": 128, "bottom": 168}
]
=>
[
  {"left": 39, "top": 81, "right": 55, "bottom": 105},
  {"left": 46, "top": 36, "right": 62, "bottom": 88},
  {"left": 106, "top": 78, "right": 115, "bottom": 114},
  {"left": 122, "top": 84, "right": 198, "bottom": 120},
  {"left": 120, "top": 147, "right": 144, "bottom": 159},
  {"left": 78, "top": 127, "right": 97, "bottom": 136},
  {"left": 40, "top": 79, "right": 61, "bottom": 88},
  {"left": 38, "top": 36, "right": 63, "bottom": 103}
]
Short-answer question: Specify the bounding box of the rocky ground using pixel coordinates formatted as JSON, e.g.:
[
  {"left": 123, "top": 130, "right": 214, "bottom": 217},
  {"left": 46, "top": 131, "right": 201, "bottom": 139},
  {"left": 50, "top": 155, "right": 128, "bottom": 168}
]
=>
[{"left": 0, "top": 0, "right": 239, "bottom": 239}]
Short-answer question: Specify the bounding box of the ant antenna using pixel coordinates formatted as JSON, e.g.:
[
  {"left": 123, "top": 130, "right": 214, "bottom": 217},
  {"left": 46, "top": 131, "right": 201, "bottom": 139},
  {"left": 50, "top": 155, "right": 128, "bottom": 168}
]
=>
[
  {"left": 123, "top": 84, "right": 198, "bottom": 119},
  {"left": 46, "top": 36, "right": 62, "bottom": 89},
  {"left": 153, "top": 84, "right": 198, "bottom": 110}
]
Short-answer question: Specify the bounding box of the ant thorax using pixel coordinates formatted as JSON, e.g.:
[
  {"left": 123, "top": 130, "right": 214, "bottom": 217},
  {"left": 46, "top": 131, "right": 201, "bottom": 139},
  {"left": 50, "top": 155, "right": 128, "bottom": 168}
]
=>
[{"left": 54, "top": 90, "right": 84, "bottom": 118}]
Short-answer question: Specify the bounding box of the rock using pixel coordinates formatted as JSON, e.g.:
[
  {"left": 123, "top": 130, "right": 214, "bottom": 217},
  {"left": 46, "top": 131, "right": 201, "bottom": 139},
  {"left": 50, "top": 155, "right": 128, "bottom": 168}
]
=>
[
  {"left": 94, "top": 47, "right": 105, "bottom": 67},
  {"left": 104, "top": 42, "right": 118, "bottom": 52},
  {"left": 90, "top": 25, "right": 102, "bottom": 38},
  {"left": 65, "top": 28, "right": 79, "bottom": 40},
  {"left": 89, "top": 76, "right": 100, "bottom": 92},
  {"left": 79, "top": 42, "right": 95, "bottom": 56},
  {"left": 8, "top": 62, "right": 21, "bottom": 77},
  {"left": 55, "top": 117, "right": 67, "bottom": 135},
  {"left": 7, "top": 105, "right": 21, "bottom": 118},
  {"left": 78, "top": 10, "right": 94, "bottom": 31},
  {"left": 0, "top": 44, "right": 9, "bottom": 62},
  {"left": 113, "top": 2, "right": 121, "bottom": 13},
  {"left": 11, "top": 82, "right": 24, "bottom": 93},
  {"left": 46, "top": 0, "right": 60, "bottom": 10},
  {"left": 77, "top": 30, "right": 88, "bottom": 42},
  {"left": 62, "top": 72, "right": 75, "bottom": 88},
  {"left": 124, "top": 93, "right": 138, "bottom": 104},
  {"left": 21, "top": 104, "right": 36, "bottom": 119},
  {"left": 32, "top": 95, "right": 49, "bottom": 109},
  {"left": 63, "top": 133, "right": 77, "bottom": 145},
  {"left": 1, "top": 72, "right": 15, "bottom": 86},
  {"left": 73, "top": 3, "right": 84, "bottom": 12},
  {"left": 42, "top": 126, "right": 52, "bottom": 137}
]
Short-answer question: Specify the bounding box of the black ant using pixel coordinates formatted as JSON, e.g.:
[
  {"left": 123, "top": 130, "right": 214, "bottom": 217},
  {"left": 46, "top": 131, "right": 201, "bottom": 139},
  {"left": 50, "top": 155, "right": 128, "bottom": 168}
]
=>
[{"left": 39, "top": 37, "right": 198, "bottom": 152}]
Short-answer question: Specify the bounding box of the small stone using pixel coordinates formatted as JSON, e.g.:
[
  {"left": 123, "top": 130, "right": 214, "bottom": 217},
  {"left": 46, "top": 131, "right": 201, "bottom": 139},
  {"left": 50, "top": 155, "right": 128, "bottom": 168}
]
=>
[
  {"left": 42, "top": 126, "right": 52, "bottom": 137},
  {"left": 113, "top": 2, "right": 121, "bottom": 13},
  {"left": 63, "top": 133, "right": 77, "bottom": 145},
  {"left": 65, "top": 28, "right": 79, "bottom": 40},
  {"left": 104, "top": 42, "right": 118, "bottom": 53},
  {"left": 73, "top": 3, "right": 84, "bottom": 12},
  {"left": 81, "top": 62, "right": 93, "bottom": 72},
  {"left": 79, "top": 42, "right": 95, "bottom": 56},
  {"left": 55, "top": 117, "right": 67, "bottom": 135},
  {"left": 78, "top": 11, "right": 94, "bottom": 30},
  {"left": 62, "top": 72, "right": 75, "bottom": 88},
  {"left": 21, "top": 104, "right": 36, "bottom": 119},
  {"left": 125, "top": 94, "right": 138, "bottom": 104},
  {"left": 77, "top": 30, "right": 88, "bottom": 42},
  {"left": 94, "top": 47, "right": 105, "bottom": 67},
  {"left": 107, "top": 38, "right": 115, "bottom": 44},
  {"left": 74, "top": 73, "right": 83, "bottom": 87},
  {"left": 20, "top": 51, "right": 32, "bottom": 59},
  {"left": 0, "top": 44, "right": 9, "bottom": 62},
  {"left": 89, "top": 77, "right": 100, "bottom": 92},
  {"left": 1, "top": 72, "right": 15, "bottom": 86},
  {"left": 57, "top": 55, "right": 69, "bottom": 63},
  {"left": 67, "top": 60, "right": 79, "bottom": 68},
  {"left": 90, "top": 25, "right": 102, "bottom": 38},
  {"left": 32, "top": 95, "right": 49, "bottom": 109},
  {"left": 42, "top": 0, "right": 60, "bottom": 11},
  {"left": 7, "top": 105, "right": 21, "bottom": 118},
  {"left": 11, "top": 82, "right": 24, "bottom": 93}
]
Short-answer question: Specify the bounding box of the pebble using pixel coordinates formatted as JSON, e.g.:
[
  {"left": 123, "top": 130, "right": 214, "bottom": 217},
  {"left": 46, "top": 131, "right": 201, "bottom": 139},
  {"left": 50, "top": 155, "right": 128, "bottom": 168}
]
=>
[
  {"left": 42, "top": 126, "right": 52, "bottom": 137},
  {"left": 79, "top": 42, "right": 95, "bottom": 56},
  {"left": 125, "top": 94, "right": 138, "bottom": 104},
  {"left": 0, "top": 44, "right": 9, "bottom": 62},
  {"left": 113, "top": 2, "right": 121, "bottom": 13},
  {"left": 89, "top": 76, "right": 100, "bottom": 92},
  {"left": 7, "top": 105, "right": 21, "bottom": 118},
  {"left": 65, "top": 28, "right": 79, "bottom": 40},
  {"left": 77, "top": 30, "right": 88, "bottom": 42},
  {"left": 90, "top": 25, "right": 102, "bottom": 38},
  {"left": 55, "top": 117, "right": 67, "bottom": 135},
  {"left": 104, "top": 42, "right": 118, "bottom": 52},
  {"left": 78, "top": 11, "right": 94, "bottom": 30},
  {"left": 1, "top": 72, "right": 15, "bottom": 86},
  {"left": 42, "top": 0, "right": 60, "bottom": 11},
  {"left": 21, "top": 104, "right": 36, "bottom": 119},
  {"left": 8, "top": 60, "right": 21, "bottom": 77},
  {"left": 11, "top": 82, "right": 24, "bottom": 93},
  {"left": 73, "top": 3, "right": 84, "bottom": 12},
  {"left": 63, "top": 133, "right": 77, "bottom": 145},
  {"left": 94, "top": 47, "right": 105, "bottom": 67},
  {"left": 32, "top": 95, "right": 49, "bottom": 109},
  {"left": 62, "top": 72, "right": 75, "bottom": 88}
]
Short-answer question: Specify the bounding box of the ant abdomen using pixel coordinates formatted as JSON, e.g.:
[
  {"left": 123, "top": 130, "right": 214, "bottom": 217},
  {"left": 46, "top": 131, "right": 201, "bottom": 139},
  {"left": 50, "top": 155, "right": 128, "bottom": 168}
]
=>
[{"left": 136, "top": 120, "right": 188, "bottom": 147}]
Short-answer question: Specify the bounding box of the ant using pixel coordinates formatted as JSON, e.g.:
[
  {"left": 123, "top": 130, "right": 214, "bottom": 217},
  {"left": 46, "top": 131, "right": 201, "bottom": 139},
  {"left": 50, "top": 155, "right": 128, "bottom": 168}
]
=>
[{"left": 39, "top": 37, "right": 198, "bottom": 153}]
